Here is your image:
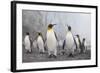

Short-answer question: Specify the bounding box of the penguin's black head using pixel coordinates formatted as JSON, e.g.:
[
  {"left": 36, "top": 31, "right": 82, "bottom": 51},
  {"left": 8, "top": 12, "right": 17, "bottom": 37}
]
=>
[
  {"left": 83, "top": 38, "right": 85, "bottom": 41},
  {"left": 76, "top": 34, "right": 79, "bottom": 38},
  {"left": 26, "top": 32, "right": 29, "bottom": 35},
  {"left": 38, "top": 32, "right": 41, "bottom": 36},
  {"left": 48, "top": 24, "right": 56, "bottom": 29},
  {"left": 68, "top": 26, "right": 71, "bottom": 31}
]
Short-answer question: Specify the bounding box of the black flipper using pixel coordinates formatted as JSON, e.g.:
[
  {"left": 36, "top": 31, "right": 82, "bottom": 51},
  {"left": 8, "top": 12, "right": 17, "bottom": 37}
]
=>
[
  {"left": 62, "top": 40, "right": 66, "bottom": 50},
  {"left": 54, "top": 31, "right": 58, "bottom": 41},
  {"left": 29, "top": 36, "right": 33, "bottom": 52},
  {"left": 73, "top": 36, "right": 77, "bottom": 49},
  {"left": 78, "top": 38, "right": 82, "bottom": 49}
]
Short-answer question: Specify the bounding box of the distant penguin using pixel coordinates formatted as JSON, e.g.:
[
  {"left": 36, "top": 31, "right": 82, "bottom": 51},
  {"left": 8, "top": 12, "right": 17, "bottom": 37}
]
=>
[
  {"left": 24, "top": 32, "right": 32, "bottom": 53},
  {"left": 74, "top": 35, "right": 81, "bottom": 53},
  {"left": 37, "top": 32, "right": 45, "bottom": 54},
  {"left": 81, "top": 38, "right": 86, "bottom": 53},
  {"left": 46, "top": 24, "right": 58, "bottom": 58},
  {"left": 63, "top": 25, "right": 76, "bottom": 57},
  {"left": 75, "top": 34, "right": 82, "bottom": 53}
]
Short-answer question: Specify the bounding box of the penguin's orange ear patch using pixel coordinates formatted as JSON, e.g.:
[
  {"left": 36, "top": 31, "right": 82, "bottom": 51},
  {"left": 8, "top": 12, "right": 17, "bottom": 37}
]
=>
[
  {"left": 48, "top": 28, "right": 53, "bottom": 32},
  {"left": 48, "top": 27, "right": 52, "bottom": 30}
]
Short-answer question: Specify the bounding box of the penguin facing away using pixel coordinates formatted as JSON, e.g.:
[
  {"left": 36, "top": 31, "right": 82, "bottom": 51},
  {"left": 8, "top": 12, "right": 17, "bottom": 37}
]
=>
[
  {"left": 63, "top": 25, "right": 76, "bottom": 57},
  {"left": 37, "top": 32, "right": 45, "bottom": 54},
  {"left": 24, "top": 32, "right": 32, "bottom": 53},
  {"left": 46, "top": 24, "right": 58, "bottom": 58}
]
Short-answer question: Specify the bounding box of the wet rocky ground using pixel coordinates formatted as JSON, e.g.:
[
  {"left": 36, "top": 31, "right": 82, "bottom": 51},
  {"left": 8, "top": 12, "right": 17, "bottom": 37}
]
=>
[{"left": 22, "top": 45, "right": 91, "bottom": 63}]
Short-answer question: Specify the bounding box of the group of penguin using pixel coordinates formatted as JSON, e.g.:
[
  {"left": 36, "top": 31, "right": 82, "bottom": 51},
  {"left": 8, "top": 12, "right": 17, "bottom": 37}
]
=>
[{"left": 24, "top": 24, "right": 87, "bottom": 58}]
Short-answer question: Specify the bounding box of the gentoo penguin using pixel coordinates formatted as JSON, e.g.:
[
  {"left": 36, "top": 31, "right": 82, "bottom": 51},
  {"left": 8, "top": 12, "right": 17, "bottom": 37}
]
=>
[
  {"left": 37, "top": 32, "right": 45, "bottom": 54},
  {"left": 81, "top": 38, "right": 86, "bottom": 53},
  {"left": 75, "top": 35, "right": 82, "bottom": 53},
  {"left": 24, "top": 32, "right": 32, "bottom": 53},
  {"left": 46, "top": 24, "right": 58, "bottom": 58},
  {"left": 62, "top": 25, "right": 76, "bottom": 57}
]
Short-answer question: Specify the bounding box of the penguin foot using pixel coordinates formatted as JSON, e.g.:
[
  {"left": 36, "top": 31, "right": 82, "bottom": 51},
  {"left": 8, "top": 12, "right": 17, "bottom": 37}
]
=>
[
  {"left": 61, "top": 51, "right": 66, "bottom": 55},
  {"left": 40, "top": 51, "right": 45, "bottom": 54},
  {"left": 29, "top": 52, "right": 32, "bottom": 54},
  {"left": 48, "top": 55, "right": 52, "bottom": 58},
  {"left": 48, "top": 54, "right": 57, "bottom": 58},
  {"left": 26, "top": 50, "right": 32, "bottom": 54},
  {"left": 68, "top": 53, "right": 74, "bottom": 57},
  {"left": 53, "top": 55, "right": 57, "bottom": 58}
]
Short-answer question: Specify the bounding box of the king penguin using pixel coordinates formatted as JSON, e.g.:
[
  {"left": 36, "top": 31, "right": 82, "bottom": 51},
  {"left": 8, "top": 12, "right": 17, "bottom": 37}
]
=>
[
  {"left": 46, "top": 24, "right": 58, "bottom": 58},
  {"left": 37, "top": 32, "right": 45, "bottom": 54},
  {"left": 62, "top": 25, "right": 76, "bottom": 57},
  {"left": 81, "top": 38, "right": 86, "bottom": 53},
  {"left": 75, "top": 34, "right": 82, "bottom": 53},
  {"left": 24, "top": 32, "right": 32, "bottom": 53}
]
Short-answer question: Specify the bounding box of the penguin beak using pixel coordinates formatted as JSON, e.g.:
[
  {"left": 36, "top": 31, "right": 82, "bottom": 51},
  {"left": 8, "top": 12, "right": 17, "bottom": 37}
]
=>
[
  {"left": 53, "top": 24, "right": 56, "bottom": 26},
  {"left": 52, "top": 24, "right": 56, "bottom": 27}
]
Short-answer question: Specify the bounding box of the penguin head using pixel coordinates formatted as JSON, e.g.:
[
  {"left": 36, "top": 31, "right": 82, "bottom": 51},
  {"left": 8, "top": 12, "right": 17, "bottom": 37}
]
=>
[
  {"left": 48, "top": 24, "right": 56, "bottom": 30},
  {"left": 26, "top": 32, "right": 29, "bottom": 35},
  {"left": 38, "top": 32, "right": 42, "bottom": 36},
  {"left": 76, "top": 34, "right": 80, "bottom": 38},
  {"left": 83, "top": 38, "right": 85, "bottom": 42},
  {"left": 67, "top": 25, "right": 71, "bottom": 31}
]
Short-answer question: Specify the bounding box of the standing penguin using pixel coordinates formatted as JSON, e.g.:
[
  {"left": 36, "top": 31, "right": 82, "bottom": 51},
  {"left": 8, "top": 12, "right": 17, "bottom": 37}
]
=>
[
  {"left": 74, "top": 35, "right": 81, "bottom": 53},
  {"left": 63, "top": 25, "right": 76, "bottom": 57},
  {"left": 81, "top": 38, "right": 86, "bottom": 53},
  {"left": 24, "top": 32, "right": 32, "bottom": 53},
  {"left": 75, "top": 34, "right": 82, "bottom": 53},
  {"left": 46, "top": 24, "right": 58, "bottom": 58},
  {"left": 37, "top": 32, "right": 45, "bottom": 54}
]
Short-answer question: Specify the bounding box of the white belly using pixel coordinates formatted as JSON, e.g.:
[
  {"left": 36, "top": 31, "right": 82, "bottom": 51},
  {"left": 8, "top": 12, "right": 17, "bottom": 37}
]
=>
[
  {"left": 24, "top": 36, "right": 31, "bottom": 50},
  {"left": 47, "top": 31, "right": 57, "bottom": 51},
  {"left": 37, "top": 36, "right": 44, "bottom": 50},
  {"left": 65, "top": 32, "right": 74, "bottom": 49}
]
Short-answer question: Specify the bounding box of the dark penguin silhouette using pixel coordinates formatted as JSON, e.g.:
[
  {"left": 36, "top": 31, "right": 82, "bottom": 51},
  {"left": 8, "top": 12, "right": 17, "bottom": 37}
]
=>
[{"left": 81, "top": 38, "right": 86, "bottom": 53}]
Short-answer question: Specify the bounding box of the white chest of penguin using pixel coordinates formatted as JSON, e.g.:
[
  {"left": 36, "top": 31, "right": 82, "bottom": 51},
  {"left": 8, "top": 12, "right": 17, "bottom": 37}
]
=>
[
  {"left": 37, "top": 36, "right": 44, "bottom": 47},
  {"left": 24, "top": 36, "right": 30, "bottom": 45},
  {"left": 47, "top": 30, "right": 57, "bottom": 49},
  {"left": 24, "top": 36, "right": 31, "bottom": 50},
  {"left": 65, "top": 32, "right": 74, "bottom": 49}
]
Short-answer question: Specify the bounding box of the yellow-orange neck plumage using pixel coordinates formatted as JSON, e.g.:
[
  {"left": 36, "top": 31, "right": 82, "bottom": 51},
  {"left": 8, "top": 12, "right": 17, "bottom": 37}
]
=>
[{"left": 48, "top": 27, "right": 53, "bottom": 32}]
